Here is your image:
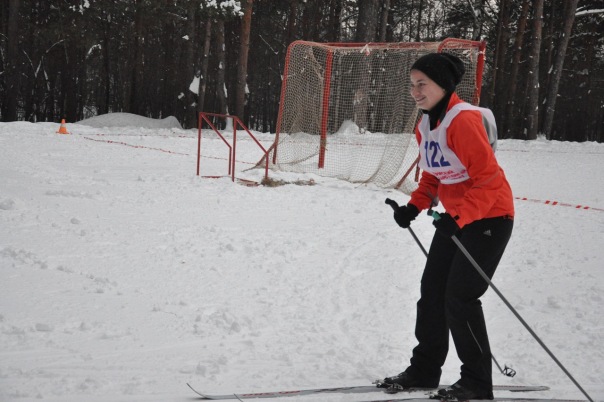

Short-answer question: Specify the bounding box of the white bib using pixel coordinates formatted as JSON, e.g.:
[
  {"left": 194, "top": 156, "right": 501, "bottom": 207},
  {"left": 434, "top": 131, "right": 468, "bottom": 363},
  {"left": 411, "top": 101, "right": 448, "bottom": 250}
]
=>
[{"left": 417, "top": 103, "right": 497, "bottom": 184}]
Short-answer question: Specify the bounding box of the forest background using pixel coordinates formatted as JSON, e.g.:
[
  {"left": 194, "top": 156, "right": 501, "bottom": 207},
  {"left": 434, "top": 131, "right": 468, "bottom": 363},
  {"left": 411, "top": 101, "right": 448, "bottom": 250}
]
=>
[{"left": 1, "top": 0, "right": 602, "bottom": 143}]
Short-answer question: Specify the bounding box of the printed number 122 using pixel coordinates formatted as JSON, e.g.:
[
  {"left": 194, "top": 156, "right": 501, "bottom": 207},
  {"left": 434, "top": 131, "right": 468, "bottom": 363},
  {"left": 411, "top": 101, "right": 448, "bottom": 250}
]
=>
[{"left": 425, "top": 141, "right": 451, "bottom": 168}]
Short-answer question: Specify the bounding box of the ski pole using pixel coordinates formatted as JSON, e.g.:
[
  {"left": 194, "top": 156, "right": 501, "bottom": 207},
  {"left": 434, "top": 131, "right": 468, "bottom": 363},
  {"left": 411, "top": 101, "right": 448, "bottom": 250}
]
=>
[
  {"left": 385, "top": 198, "right": 515, "bottom": 378},
  {"left": 429, "top": 210, "right": 594, "bottom": 402}
]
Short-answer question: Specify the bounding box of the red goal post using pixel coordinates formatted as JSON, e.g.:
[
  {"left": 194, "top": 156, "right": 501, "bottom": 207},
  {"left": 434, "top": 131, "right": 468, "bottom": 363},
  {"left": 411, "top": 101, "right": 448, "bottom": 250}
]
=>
[{"left": 256, "top": 39, "right": 487, "bottom": 194}]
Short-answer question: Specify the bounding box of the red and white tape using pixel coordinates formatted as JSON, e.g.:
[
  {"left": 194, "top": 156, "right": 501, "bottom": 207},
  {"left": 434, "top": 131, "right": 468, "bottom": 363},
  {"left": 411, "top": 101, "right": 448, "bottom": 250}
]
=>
[
  {"left": 515, "top": 197, "right": 604, "bottom": 212},
  {"left": 82, "top": 135, "right": 191, "bottom": 156}
]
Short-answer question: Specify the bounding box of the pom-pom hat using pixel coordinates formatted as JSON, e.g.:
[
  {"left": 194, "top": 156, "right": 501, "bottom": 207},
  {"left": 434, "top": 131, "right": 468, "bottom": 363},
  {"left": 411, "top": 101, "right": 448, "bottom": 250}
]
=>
[{"left": 410, "top": 52, "right": 466, "bottom": 93}]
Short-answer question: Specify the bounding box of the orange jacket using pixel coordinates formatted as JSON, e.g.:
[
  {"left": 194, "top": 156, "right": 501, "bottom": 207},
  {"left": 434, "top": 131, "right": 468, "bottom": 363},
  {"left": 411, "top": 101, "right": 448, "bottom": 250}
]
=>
[{"left": 409, "top": 93, "right": 514, "bottom": 228}]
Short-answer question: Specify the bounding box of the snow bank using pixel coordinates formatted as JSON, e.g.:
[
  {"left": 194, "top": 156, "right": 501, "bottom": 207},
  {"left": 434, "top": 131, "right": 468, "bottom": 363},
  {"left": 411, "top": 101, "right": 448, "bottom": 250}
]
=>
[{"left": 78, "top": 113, "right": 182, "bottom": 129}]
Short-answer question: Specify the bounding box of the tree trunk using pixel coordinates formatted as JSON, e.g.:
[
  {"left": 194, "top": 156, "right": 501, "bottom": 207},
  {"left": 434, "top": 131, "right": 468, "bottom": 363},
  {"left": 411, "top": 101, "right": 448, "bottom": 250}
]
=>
[
  {"left": 352, "top": 0, "right": 380, "bottom": 132},
  {"left": 524, "top": 0, "right": 544, "bottom": 140},
  {"left": 471, "top": 0, "right": 485, "bottom": 41},
  {"left": 378, "top": 0, "right": 391, "bottom": 42},
  {"left": 300, "top": 2, "right": 319, "bottom": 41},
  {"left": 542, "top": 0, "right": 578, "bottom": 139},
  {"left": 355, "top": 0, "right": 379, "bottom": 42},
  {"left": 488, "top": 0, "right": 511, "bottom": 109},
  {"left": 416, "top": 0, "right": 424, "bottom": 42},
  {"left": 542, "top": 1, "right": 557, "bottom": 89},
  {"left": 503, "top": 0, "right": 530, "bottom": 139},
  {"left": 197, "top": 18, "right": 212, "bottom": 116},
  {"left": 328, "top": 0, "right": 342, "bottom": 42},
  {"left": 185, "top": 0, "right": 200, "bottom": 128},
  {"left": 582, "top": 27, "right": 599, "bottom": 142},
  {"left": 101, "top": 16, "right": 112, "bottom": 115},
  {"left": 129, "top": 0, "right": 145, "bottom": 115},
  {"left": 286, "top": 0, "right": 298, "bottom": 45},
  {"left": 2, "top": 0, "right": 20, "bottom": 121},
  {"left": 215, "top": 19, "right": 228, "bottom": 119},
  {"left": 157, "top": 4, "right": 178, "bottom": 119},
  {"left": 235, "top": 0, "right": 253, "bottom": 121},
  {"left": 63, "top": 43, "right": 81, "bottom": 122},
  {"left": 385, "top": 4, "right": 395, "bottom": 41}
]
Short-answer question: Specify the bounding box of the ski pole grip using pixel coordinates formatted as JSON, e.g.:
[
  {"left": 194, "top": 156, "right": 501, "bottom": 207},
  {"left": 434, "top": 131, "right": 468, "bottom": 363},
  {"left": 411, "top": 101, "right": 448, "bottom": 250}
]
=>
[
  {"left": 385, "top": 198, "right": 399, "bottom": 211},
  {"left": 429, "top": 210, "right": 442, "bottom": 220}
]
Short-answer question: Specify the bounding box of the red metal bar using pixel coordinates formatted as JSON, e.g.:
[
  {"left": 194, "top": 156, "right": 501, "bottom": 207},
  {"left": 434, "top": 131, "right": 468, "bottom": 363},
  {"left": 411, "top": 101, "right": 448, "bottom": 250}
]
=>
[
  {"left": 197, "top": 112, "right": 269, "bottom": 183},
  {"left": 290, "top": 40, "right": 442, "bottom": 50},
  {"left": 272, "top": 41, "right": 299, "bottom": 166},
  {"left": 474, "top": 41, "right": 487, "bottom": 105},
  {"left": 394, "top": 155, "right": 420, "bottom": 190},
  {"left": 197, "top": 112, "right": 203, "bottom": 176},
  {"left": 318, "top": 49, "right": 333, "bottom": 169},
  {"left": 231, "top": 123, "right": 237, "bottom": 182},
  {"left": 198, "top": 113, "right": 232, "bottom": 176},
  {"left": 234, "top": 116, "right": 269, "bottom": 181}
]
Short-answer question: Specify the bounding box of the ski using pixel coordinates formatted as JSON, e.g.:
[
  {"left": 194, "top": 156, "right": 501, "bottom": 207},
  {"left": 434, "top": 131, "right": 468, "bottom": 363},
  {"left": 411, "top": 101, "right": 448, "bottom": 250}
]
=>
[
  {"left": 358, "top": 398, "right": 583, "bottom": 402},
  {"left": 187, "top": 383, "right": 550, "bottom": 400},
  {"left": 187, "top": 383, "right": 378, "bottom": 400}
]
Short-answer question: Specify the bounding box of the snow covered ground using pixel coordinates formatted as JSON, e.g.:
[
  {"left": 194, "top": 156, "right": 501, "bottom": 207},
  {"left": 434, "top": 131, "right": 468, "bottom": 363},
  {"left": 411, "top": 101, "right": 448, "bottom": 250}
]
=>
[{"left": 0, "top": 115, "right": 603, "bottom": 402}]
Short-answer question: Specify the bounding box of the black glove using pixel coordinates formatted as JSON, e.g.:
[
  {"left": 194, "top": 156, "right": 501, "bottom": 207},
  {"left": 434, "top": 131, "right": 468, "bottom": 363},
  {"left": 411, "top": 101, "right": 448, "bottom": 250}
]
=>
[
  {"left": 393, "top": 203, "right": 419, "bottom": 228},
  {"left": 432, "top": 212, "right": 460, "bottom": 237}
]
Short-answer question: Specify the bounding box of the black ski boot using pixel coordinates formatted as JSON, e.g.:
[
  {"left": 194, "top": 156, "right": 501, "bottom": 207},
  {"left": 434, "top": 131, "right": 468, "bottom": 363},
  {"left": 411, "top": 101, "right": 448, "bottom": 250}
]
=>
[
  {"left": 376, "top": 371, "right": 439, "bottom": 394},
  {"left": 431, "top": 382, "right": 494, "bottom": 401}
]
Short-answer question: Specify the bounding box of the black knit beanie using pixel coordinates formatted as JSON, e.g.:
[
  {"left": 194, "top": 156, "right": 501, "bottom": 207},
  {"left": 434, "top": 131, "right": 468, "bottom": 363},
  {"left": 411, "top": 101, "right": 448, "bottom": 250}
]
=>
[{"left": 410, "top": 52, "right": 466, "bottom": 93}]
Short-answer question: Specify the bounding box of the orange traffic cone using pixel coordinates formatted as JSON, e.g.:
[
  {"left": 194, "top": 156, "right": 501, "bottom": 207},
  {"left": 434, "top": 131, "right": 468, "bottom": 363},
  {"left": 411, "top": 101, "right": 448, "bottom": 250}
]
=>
[{"left": 56, "top": 119, "right": 70, "bottom": 134}]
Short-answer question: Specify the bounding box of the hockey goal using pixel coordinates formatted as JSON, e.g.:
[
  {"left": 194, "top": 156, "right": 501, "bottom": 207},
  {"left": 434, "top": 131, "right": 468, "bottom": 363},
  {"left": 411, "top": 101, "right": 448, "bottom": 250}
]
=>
[{"left": 256, "top": 39, "right": 486, "bottom": 194}]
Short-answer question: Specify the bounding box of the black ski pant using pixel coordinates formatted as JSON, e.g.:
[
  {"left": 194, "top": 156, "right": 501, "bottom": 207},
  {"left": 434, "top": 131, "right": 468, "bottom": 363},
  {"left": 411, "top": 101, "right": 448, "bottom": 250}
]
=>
[{"left": 406, "top": 216, "right": 513, "bottom": 393}]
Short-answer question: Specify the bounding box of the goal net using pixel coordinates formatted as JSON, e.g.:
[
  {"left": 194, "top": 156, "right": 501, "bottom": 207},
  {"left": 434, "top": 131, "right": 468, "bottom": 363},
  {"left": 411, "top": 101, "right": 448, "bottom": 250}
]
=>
[{"left": 256, "top": 39, "right": 486, "bottom": 194}]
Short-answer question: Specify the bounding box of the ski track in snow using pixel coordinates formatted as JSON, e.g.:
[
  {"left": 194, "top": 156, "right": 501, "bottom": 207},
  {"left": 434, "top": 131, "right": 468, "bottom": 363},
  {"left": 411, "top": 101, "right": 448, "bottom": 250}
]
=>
[{"left": 0, "top": 120, "right": 603, "bottom": 402}]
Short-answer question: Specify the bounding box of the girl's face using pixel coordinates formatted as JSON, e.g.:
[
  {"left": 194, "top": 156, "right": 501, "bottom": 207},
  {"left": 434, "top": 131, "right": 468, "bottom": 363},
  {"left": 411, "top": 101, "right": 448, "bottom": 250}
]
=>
[{"left": 409, "top": 69, "right": 446, "bottom": 111}]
